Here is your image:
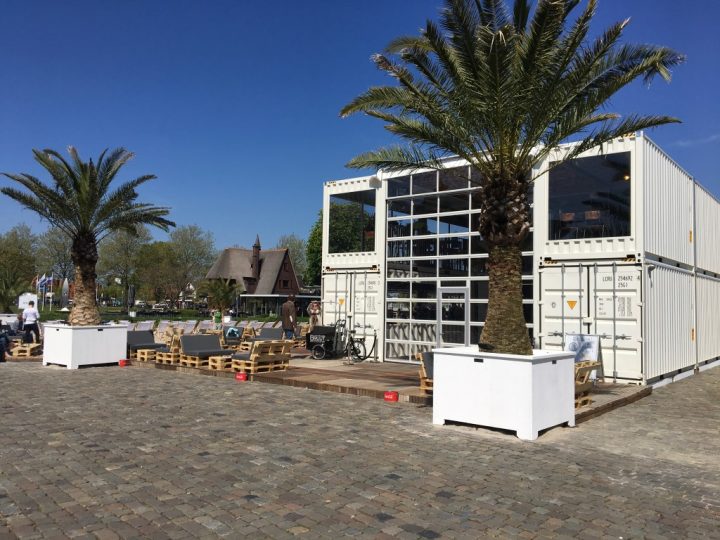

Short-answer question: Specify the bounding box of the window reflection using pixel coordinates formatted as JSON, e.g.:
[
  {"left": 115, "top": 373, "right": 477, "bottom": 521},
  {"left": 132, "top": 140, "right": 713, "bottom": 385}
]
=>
[
  {"left": 388, "top": 219, "right": 411, "bottom": 238},
  {"left": 413, "top": 196, "right": 437, "bottom": 215},
  {"left": 413, "top": 218, "right": 437, "bottom": 236},
  {"left": 412, "top": 281, "right": 436, "bottom": 299},
  {"left": 388, "top": 199, "right": 411, "bottom": 217},
  {"left": 387, "top": 176, "right": 410, "bottom": 197},
  {"left": 439, "top": 167, "right": 469, "bottom": 191},
  {"left": 439, "top": 193, "right": 470, "bottom": 213},
  {"left": 413, "top": 238, "right": 436, "bottom": 257},
  {"left": 439, "top": 236, "right": 469, "bottom": 255},
  {"left": 412, "top": 302, "right": 436, "bottom": 320},
  {"left": 549, "top": 152, "right": 631, "bottom": 240},
  {"left": 329, "top": 190, "right": 376, "bottom": 253},
  {"left": 412, "top": 259, "right": 437, "bottom": 278},
  {"left": 387, "top": 240, "right": 410, "bottom": 258},
  {"left": 439, "top": 258, "right": 469, "bottom": 277},
  {"left": 412, "top": 172, "right": 437, "bottom": 194}
]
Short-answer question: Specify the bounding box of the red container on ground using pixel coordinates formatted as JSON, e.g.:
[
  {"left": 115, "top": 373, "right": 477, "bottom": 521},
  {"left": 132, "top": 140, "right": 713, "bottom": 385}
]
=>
[
  {"left": 384, "top": 391, "right": 399, "bottom": 402},
  {"left": 119, "top": 359, "right": 128, "bottom": 367},
  {"left": 235, "top": 372, "right": 248, "bottom": 382}
]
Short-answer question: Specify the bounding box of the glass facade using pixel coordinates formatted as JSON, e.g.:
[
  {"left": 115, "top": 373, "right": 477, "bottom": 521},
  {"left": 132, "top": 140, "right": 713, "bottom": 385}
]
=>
[
  {"left": 548, "top": 152, "right": 631, "bottom": 240},
  {"left": 385, "top": 168, "right": 534, "bottom": 362}
]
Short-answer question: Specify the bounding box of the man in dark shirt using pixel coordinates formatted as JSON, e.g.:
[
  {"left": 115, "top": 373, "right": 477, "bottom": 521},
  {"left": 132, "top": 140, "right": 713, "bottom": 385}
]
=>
[{"left": 281, "top": 295, "right": 296, "bottom": 340}]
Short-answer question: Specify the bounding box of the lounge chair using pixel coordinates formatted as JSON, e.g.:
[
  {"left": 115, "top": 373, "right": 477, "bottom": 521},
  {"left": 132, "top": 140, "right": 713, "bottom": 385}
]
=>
[
  {"left": 134, "top": 320, "right": 155, "bottom": 332},
  {"left": 179, "top": 334, "right": 230, "bottom": 368},
  {"left": 416, "top": 351, "right": 434, "bottom": 395},
  {"left": 195, "top": 320, "right": 213, "bottom": 333},
  {"left": 231, "top": 340, "right": 291, "bottom": 374},
  {"left": 127, "top": 330, "right": 165, "bottom": 361},
  {"left": 179, "top": 320, "right": 198, "bottom": 334}
]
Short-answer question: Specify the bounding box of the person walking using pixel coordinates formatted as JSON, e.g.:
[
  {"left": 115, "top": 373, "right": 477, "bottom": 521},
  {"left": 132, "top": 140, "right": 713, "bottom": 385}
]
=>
[
  {"left": 22, "top": 301, "right": 41, "bottom": 343},
  {"left": 281, "top": 295, "right": 296, "bottom": 340}
]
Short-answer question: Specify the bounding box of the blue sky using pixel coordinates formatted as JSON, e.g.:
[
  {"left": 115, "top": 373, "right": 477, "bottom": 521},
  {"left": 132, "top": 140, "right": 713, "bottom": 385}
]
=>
[{"left": 1, "top": 0, "right": 718, "bottom": 250}]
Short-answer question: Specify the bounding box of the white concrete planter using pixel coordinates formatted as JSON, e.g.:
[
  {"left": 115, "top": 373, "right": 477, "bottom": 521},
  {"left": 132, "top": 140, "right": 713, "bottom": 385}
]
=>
[
  {"left": 43, "top": 324, "right": 128, "bottom": 369},
  {"left": 432, "top": 347, "right": 575, "bottom": 441}
]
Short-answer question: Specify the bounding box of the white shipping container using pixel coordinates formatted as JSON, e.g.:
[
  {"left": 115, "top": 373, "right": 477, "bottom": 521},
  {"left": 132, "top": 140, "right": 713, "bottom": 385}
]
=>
[
  {"left": 696, "top": 273, "right": 720, "bottom": 363},
  {"left": 694, "top": 184, "right": 720, "bottom": 275}
]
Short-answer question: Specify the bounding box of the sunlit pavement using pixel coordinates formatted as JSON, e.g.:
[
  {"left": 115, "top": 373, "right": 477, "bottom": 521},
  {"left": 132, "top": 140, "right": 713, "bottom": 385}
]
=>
[{"left": 1, "top": 363, "right": 718, "bottom": 539}]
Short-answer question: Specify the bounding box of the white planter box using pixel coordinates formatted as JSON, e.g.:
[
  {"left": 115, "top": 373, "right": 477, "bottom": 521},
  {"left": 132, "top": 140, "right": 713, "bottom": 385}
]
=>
[
  {"left": 43, "top": 324, "right": 128, "bottom": 369},
  {"left": 432, "top": 347, "right": 575, "bottom": 441}
]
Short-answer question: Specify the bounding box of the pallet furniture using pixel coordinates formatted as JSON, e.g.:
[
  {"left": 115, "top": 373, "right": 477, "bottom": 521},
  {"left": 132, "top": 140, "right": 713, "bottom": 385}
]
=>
[
  {"left": 178, "top": 334, "right": 231, "bottom": 368},
  {"left": 415, "top": 351, "right": 434, "bottom": 395},
  {"left": 126, "top": 330, "right": 165, "bottom": 360},
  {"left": 231, "top": 340, "right": 291, "bottom": 374},
  {"left": 136, "top": 349, "right": 157, "bottom": 362},
  {"left": 10, "top": 342, "right": 42, "bottom": 358},
  {"left": 575, "top": 361, "right": 601, "bottom": 409},
  {"left": 208, "top": 355, "right": 233, "bottom": 371},
  {"left": 155, "top": 334, "right": 181, "bottom": 365}
]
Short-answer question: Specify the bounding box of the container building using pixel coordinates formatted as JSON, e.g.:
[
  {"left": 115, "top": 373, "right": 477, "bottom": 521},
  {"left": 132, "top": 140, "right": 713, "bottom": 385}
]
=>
[{"left": 320, "top": 134, "right": 720, "bottom": 385}]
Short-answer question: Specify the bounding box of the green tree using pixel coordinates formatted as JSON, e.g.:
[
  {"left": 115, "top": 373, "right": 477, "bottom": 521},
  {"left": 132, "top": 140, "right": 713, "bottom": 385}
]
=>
[
  {"left": 199, "top": 278, "right": 244, "bottom": 313},
  {"left": 2, "top": 147, "right": 174, "bottom": 325},
  {"left": 0, "top": 224, "right": 38, "bottom": 286},
  {"left": 97, "top": 225, "right": 152, "bottom": 307},
  {"left": 304, "top": 210, "right": 322, "bottom": 286},
  {"left": 341, "top": 0, "right": 683, "bottom": 354},
  {"left": 36, "top": 227, "right": 74, "bottom": 281},
  {"left": 276, "top": 234, "right": 307, "bottom": 284}
]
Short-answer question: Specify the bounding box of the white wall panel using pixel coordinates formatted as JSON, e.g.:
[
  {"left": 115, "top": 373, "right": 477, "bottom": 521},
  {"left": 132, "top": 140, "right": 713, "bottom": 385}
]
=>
[
  {"left": 695, "top": 185, "right": 720, "bottom": 275},
  {"left": 696, "top": 274, "right": 720, "bottom": 363},
  {"left": 643, "top": 263, "right": 694, "bottom": 380},
  {"left": 642, "top": 139, "right": 694, "bottom": 266}
]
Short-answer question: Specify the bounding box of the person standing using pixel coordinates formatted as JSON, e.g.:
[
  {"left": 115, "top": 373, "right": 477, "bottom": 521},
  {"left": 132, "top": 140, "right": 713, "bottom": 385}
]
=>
[
  {"left": 213, "top": 309, "right": 222, "bottom": 330},
  {"left": 281, "top": 295, "right": 296, "bottom": 340},
  {"left": 22, "top": 300, "right": 41, "bottom": 343}
]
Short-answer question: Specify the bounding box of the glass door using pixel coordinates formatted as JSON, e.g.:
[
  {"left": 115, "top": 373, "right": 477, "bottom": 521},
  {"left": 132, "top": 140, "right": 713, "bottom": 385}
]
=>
[{"left": 436, "top": 287, "right": 470, "bottom": 346}]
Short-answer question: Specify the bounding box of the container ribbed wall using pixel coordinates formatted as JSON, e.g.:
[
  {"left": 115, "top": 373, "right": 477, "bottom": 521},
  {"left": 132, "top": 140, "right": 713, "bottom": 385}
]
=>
[
  {"left": 696, "top": 274, "right": 720, "bottom": 363},
  {"left": 694, "top": 185, "right": 720, "bottom": 275},
  {"left": 642, "top": 139, "right": 694, "bottom": 266},
  {"left": 643, "top": 263, "right": 694, "bottom": 380}
]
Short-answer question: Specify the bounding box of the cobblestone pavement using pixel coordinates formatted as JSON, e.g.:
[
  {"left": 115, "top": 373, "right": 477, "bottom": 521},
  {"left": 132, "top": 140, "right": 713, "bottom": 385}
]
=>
[{"left": 0, "top": 363, "right": 718, "bottom": 539}]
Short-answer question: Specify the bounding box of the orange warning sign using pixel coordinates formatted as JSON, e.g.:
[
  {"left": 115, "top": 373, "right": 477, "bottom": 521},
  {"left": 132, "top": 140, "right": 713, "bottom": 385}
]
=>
[{"left": 567, "top": 300, "right": 577, "bottom": 310}]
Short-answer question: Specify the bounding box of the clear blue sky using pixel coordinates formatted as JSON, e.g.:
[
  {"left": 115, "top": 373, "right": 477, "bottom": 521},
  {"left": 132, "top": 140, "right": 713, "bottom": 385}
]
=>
[{"left": 1, "top": 0, "right": 718, "bottom": 250}]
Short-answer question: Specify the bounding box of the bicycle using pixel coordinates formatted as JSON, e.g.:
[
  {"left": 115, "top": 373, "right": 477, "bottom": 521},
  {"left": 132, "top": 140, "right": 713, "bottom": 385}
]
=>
[{"left": 310, "top": 319, "right": 367, "bottom": 362}]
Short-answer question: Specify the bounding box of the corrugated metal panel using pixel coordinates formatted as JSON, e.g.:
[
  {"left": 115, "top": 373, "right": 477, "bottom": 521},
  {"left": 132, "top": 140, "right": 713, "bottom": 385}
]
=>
[
  {"left": 538, "top": 262, "right": 643, "bottom": 381},
  {"left": 643, "top": 263, "right": 694, "bottom": 379},
  {"left": 694, "top": 185, "right": 720, "bottom": 275},
  {"left": 642, "top": 138, "right": 694, "bottom": 266},
  {"left": 696, "top": 273, "right": 720, "bottom": 362}
]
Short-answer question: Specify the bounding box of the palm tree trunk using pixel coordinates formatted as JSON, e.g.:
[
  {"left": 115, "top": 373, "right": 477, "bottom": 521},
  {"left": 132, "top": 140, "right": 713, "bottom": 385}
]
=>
[
  {"left": 480, "top": 244, "right": 532, "bottom": 355},
  {"left": 69, "top": 233, "right": 100, "bottom": 326}
]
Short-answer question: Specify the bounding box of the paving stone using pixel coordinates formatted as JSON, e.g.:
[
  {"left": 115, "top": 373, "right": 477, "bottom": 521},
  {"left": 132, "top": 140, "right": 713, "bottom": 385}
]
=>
[{"left": 0, "top": 363, "right": 719, "bottom": 538}]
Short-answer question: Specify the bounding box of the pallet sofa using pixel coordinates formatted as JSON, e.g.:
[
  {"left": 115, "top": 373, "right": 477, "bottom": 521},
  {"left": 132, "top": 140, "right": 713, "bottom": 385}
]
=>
[
  {"left": 178, "top": 334, "right": 231, "bottom": 368},
  {"left": 127, "top": 330, "right": 165, "bottom": 361},
  {"left": 229, "top": 340, "right": 291, "bottom": 374}
]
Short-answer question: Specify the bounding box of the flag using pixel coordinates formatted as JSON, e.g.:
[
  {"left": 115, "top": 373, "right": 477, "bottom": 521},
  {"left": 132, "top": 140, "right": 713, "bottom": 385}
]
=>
[{"left": 38, "top": 274, "right": 48, "bottom": 290}]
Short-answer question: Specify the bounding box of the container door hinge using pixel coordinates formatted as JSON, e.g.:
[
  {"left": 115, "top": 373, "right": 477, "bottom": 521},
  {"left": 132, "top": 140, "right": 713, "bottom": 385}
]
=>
[{"left": 689, "top": 230, "right": 693, "bottom": 243}]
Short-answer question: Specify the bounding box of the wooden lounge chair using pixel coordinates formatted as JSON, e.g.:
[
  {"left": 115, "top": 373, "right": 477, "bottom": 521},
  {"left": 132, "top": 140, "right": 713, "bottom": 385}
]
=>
[
  {"left": 179, "top": 334, "right": 231, "bottom": 368},
  {"left": 127, "top": 330, "right": 165, "bottom": 361},
  {"left": 231, "top": 340, "right": 291, "bottom": 374},
  {"left": 415, "top": 351, "right": 434, "bottom": 395},
  {"left": 155, "top": 333, "right": 182, "bottom": 364},
  {"left": 236, "top": 327, "right": 286, "bottom": 351},
  {"left": 134, "top": 320, "right": 155, "bottom": 332},
  {"left": 575, "top": 361, "right": 601, "bottom": 408},
  {"left": 179, "top": 320, "right": 198, "bottom": 334}
]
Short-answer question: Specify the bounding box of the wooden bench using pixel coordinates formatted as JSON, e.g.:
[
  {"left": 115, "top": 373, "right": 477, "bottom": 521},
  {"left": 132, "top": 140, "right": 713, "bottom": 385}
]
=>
[
  {"left": 231, "top": 340, "right": 291, "bottom": 374},
  {"left": 127, "top": 330, "right": 164, "bottom": 360},
  {"left": 178, "top": 334, "right": 231, "bottom": 368}
]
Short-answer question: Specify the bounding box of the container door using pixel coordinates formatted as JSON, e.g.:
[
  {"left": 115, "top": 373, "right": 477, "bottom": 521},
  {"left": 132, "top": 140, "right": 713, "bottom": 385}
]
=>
[
  {"left": 436, "top": 287, "right": 470, "bottom": 346},
  {"left": 539, "top": 263, "right": 643, "bottom": 382},
  {"left": 322, "top": 271, "right": 382, "bottom": 346}
]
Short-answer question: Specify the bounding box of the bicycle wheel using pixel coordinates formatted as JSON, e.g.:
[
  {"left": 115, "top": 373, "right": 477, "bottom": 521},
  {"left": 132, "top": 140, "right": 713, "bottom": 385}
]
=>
[
  {"left": 311, "top": 344, "right": 326, "bottom": 360},
  {"left": 349, "top": 341, "right": 366, "bottom": 362}
]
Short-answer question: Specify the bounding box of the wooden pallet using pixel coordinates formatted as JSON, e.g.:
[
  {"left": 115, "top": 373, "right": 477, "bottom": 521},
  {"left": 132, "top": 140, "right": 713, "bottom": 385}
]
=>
[
  {"left": 574, "top": 361, "right": 600, "bottom": 409},
  {"left": 179, "top": 355, "right": 208, "bottom": 368},
  {"left": 136, "top": 349, "right": 157, "bottom": 362},
  {"left": 11, "top": 343, "right": 43, "bottom": 357},
  {"left": 208, "top": 355, "right": 233, "bottom": 371},
  {"left": 232, "top": 358, "right": 289, "bottom": 374},
  {"left": 156, "top": 351, "right": 180, "bottom": 365},
  {"left": 575, "top": 392, "right": 593, "bottom": 409}
]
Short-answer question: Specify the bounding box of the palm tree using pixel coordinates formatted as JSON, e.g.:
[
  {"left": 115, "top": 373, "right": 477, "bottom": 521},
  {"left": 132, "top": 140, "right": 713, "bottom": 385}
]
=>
[
  {"left": 341, "top": 0, "right": 683, "bottom": 355},
  {"left": 2, "top": 147, "right": 174, "bottom": 325},
  {"left": 201, "top": 278, "right": 244, "bottom": 315}
]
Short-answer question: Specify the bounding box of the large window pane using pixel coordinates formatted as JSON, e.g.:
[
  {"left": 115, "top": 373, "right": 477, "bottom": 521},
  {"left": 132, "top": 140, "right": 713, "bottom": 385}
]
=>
[
  {"left": 386, "top": 302, "right": 410, "bottom": 319},
  {"left": 439, "top": 258, "right": 469, "bottom": 277},
  {"left": 411, "top": 323, "right": 437, "bottom": 343},
  {"left": 438, "top": 213, "right": 469, "bottom": 234},
  {"left": 387, "top": 281, "right": 410, "bottom": 298},
  {"left": 387, "top": 260, "right": 410, "bottom": 278},
  {"left": 388, "top": 199, "right": 411, "bottom": 217},
  {"left": 329, "top": 190, "right": 376, "bottom": 253},
  {"left": 413, "top": 218, "right": 437, "bottom": 236},
  {"left": 470, "top": 280, "right": 489, "bottom": 299},
  {"left": 412, "top": 281, "right": 436, "bottom": 299},
  {"left": 412, "top": 259, "right": 437, "bottom": 278},
  {"left": 548, "top": 152, "right": 631, "bottom": 240},
  {"left": 470, "top": 257, "right": 489, "bottom": 275},
  {"left": 471, "top": 235, "right": 489, "bottom": 254},
  {"left": 413, "top": 238, "right": 436, "bottom": 257},
  {"left": 387, "top": 240, "right": 410, "bottom": 258},
  {"left": 412, "top": 302, "right": 437, "bottom": 320},
  {"left": 470, "top": 303, "right": 488, "bottom": 322},
  {"left": 413, "top": 196, "right": 437, "bottom": 215},
  {"left": 387, "top": 176, "right": 410, "bottom": 198},
  {"left": 412, "top": 172, "right": 437, "bottom": 194},
  {"left": 388, "top": 219, "right": 411, "bottom": 238},
  {"left": 439, "top": 167, "right": 469, "bottom": 191},
  {"left": 439, "top": 236, "right": 469, "bottom": 255},
  {"left": 439, "top": 192, "right": 470, "bottom": 212}
]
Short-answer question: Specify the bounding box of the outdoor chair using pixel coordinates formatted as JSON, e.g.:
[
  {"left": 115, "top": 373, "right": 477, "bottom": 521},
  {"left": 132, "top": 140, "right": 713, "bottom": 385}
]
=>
[
  {"left": 134, "top": 320, "right": 154, "bottom": 332},
  {"left": 415, "top": 351, "right": 434, "bottom": 395},
  {"left": 127, "top": 330, "right": 165, "bottom": 361},
  {"left": 179, "top": 320, "right": 198, "bottom": 334},
  {"left": 179, "top": 334, "right": 230, "bottom": 368},
  {"left": 231, "top": 340, "right": 291, "bottom": 374},
  {"left": 221, "top": 324, "right": 244, "bottom": 349},
  {"left": 155, "top": 333, "right": 182, "bottom": 365},
  {"left": 195, "top": 320, "right": 213, "bottom": 333}
]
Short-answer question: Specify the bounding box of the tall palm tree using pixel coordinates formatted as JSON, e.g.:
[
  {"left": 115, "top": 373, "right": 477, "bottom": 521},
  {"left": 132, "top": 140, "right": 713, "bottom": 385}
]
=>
[
  {"left": 2, "top": 147, "right": 174, "bottom": 325},
  {"left": 341, "top": 0, "right": 683, "bottom": 355}
]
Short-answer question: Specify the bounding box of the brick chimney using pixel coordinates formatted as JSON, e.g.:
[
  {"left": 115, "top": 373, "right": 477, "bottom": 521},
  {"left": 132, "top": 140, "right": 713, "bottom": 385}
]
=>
[{"left": 252, "top": 235, "right": 261, "bottom": 281}]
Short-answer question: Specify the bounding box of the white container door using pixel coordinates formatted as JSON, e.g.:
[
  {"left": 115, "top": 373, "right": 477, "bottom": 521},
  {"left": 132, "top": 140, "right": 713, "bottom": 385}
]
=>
[
  {"left": 538, "top": 263, "right": 643, "bottom": 382},
  {"left": 436, "top": 287, "right": 470, "bottom": 347}
]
